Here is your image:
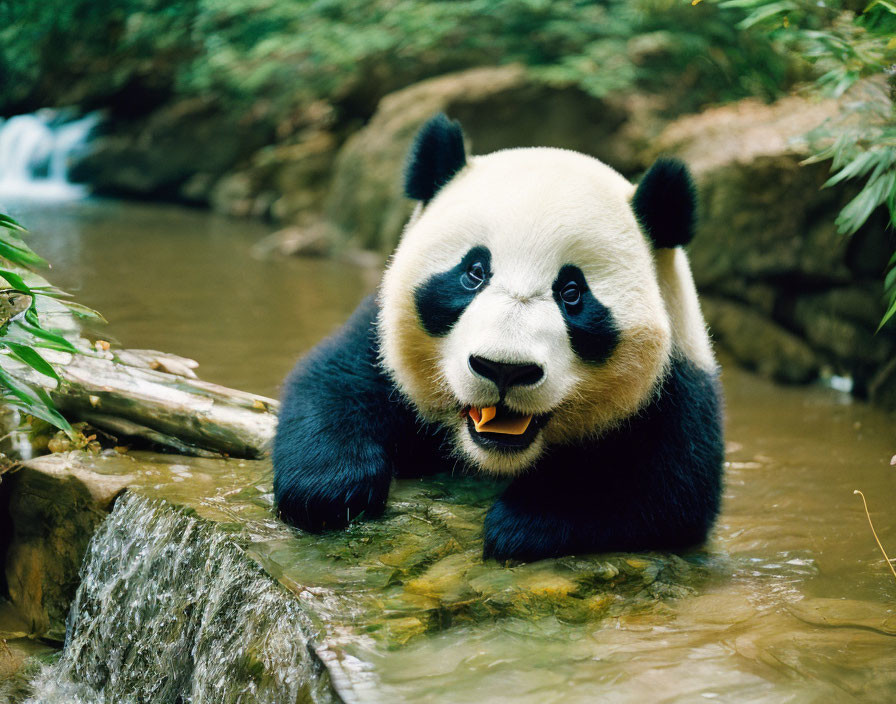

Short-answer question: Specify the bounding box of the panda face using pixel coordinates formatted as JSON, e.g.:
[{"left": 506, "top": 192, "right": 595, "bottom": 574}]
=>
[{"left": 379, "top": 147, "right": 672, "bottom": 474}]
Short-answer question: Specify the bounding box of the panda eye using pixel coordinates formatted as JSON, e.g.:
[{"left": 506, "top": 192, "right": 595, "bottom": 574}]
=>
[
  {"left": 560, "top": 281, "right": 581, "bottom": 306},
  {"left": 461, "top": 261, "right": 486, "bottom": 290}
]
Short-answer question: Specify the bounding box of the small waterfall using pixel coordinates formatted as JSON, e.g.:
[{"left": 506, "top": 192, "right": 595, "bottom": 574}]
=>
[
  {"left": 0, "top": 110, "right": 99, "bottom": 200},
  {"left": 25, "top": 492, "right": 339, "bottom": 704}
]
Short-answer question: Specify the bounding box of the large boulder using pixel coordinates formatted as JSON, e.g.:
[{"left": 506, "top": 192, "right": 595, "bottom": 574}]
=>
[
  {"left": 324, "top": 64, "right": 644, "bottom": 253},
  {"left": 3, "top": 456, "right": 132, "bottom": 639},
  {"left": 655, "top": 95, "right": 896, "bottom": 399},
  {"left": 209, "top": 101, "right": 341, "bottom": 222},
  {"left": 70, "top": 98, "right": 274, "bottom": 202},
  {"left": 653, "top": 96, "right": 859, "bottom": 286},
  {"left": 702, "top": 297, "right": 819, "bottom": 384}
]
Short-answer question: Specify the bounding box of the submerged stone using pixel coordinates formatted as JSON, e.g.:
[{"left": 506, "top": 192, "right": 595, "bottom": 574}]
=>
[
  {"left": 17, "top": 451, "right": 722, "bottom": 703},
  {"left": 789, "top": 598, "right": 896, "bottom": 636}
]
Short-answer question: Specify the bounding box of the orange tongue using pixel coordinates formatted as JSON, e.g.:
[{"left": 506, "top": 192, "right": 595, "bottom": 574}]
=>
[{"left": 470, "top": 406, "right": 532, "bottom": 435}]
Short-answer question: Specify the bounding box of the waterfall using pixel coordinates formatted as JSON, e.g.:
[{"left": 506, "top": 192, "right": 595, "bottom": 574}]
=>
[
  {"left": 25, "top": 493, "right": 339, "bottom": 704},
  {"left": 0, "top": 110, "right": 99, "bottom": 200}
]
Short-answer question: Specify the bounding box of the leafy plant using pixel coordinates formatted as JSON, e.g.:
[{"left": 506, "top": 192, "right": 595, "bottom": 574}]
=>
[
  {"left": 0, "top": 212, "right": 104, "bottom": 435},
  {"left": 713, "top": 0, "right": 896, "bottom": 327},
  {"left": 0, "top": 0, "right": 799, "bottom": 122}
]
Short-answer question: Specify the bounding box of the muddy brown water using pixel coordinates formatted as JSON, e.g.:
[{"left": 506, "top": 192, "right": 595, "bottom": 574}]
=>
[{"left": 5, "top": 197, "right": 896, "bottom": 702}]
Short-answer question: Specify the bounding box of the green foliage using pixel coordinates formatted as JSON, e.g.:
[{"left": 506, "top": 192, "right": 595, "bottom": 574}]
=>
[
  {"left": 1, "top": 0, "right": 798, "bottom": 119},
  {"left": 0, "top": 214, "right": 104, "bottom": 436},
  {"left": 714, "top": 0, "right": 896, "bottom": 328}
]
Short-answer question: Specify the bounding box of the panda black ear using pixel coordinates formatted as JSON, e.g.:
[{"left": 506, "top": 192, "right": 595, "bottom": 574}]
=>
[
  {"left": 632, "top": 157, "right": 697, "bottom": 249},
  {"left": 404, "top": 113, "right": 467, "bottom": 203}
]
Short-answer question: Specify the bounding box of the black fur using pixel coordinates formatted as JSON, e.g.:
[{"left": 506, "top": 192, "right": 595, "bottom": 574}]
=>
[
  {"left": 404, "top": 113, "right": 467, "bottom": 203},
  {"left": 414, "top": 246, "right": 491, "bottom": 336},
  {"left": 274, "top": 296, "right": 724, "bottom": 562},
  {"left": 273, "top": 296, "right": 449, "bottom": 532},
  {"left": 552, "top": 264, "right": 620, "bottom": 364},
  {"left": 483, "top": 356, "right": 724, "bottom": 561},
  {"left": 632, "top": 158, "right": 697, "bottom": 249}
]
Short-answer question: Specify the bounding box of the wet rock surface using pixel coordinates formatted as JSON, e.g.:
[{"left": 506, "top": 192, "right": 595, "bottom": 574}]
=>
[
  {"left": 13, "top": 438, "right": 896, "bottom": 703},
  {"left": 2, "top": 459, "right": 132, "bottom": 640}
]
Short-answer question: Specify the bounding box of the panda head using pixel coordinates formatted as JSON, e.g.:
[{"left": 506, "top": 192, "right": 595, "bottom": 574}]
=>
[{"left": 378, "top": 114, "right": 697, "bottom": 474}]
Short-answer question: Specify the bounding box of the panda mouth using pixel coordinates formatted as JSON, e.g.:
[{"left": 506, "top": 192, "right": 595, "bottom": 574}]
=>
[{"left": 462, "top": 404, "right": 548, "bottom": 453}]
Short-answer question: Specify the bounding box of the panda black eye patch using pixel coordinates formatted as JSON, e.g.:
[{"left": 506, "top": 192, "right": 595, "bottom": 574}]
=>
[
  {"left": 415, "top": 246, "right": 492, "bottom": 336},
  {"left": 552, "top": 264, "right": 620, "bottom": 364}
]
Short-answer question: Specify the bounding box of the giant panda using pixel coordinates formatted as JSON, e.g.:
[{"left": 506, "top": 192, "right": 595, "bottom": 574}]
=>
[{"left": 273, "top": 113, "right": 724, "bottom": 562}]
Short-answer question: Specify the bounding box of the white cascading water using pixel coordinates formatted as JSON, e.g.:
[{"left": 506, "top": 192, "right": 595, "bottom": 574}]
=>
[
  {"left": 24, "top": 493, "right": 339, "bottom": 704},
  {"left": 0, "top": 110, "right": 99, "bottom": 200}
]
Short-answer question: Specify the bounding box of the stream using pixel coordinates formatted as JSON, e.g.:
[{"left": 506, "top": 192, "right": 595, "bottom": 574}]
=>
[{"left": 3, "top": 197, "right": 896, "bottom": 703}]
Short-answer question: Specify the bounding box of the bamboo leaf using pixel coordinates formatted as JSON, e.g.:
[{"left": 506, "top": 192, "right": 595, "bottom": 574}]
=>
[
  {"left": 864, "top": 0, "right": 896, "bottom": 14},
  {"left": 55, "top": 299, "right": 107, "bottom": 323},
  {"left": 9, "top": 320, "right": 78, "bottom": 352},
  {"left": 885, "top": 265, "right": 896, "bottom": 292},
  {"left": 0, "top": 238, "right": 47, "bottom": 269},
  {"left": 0, "top": 364, "right": 72, "bottom": 434},
  {"left": 2, "top": 341, "right": 60, "bottom": 380},
  {"left": 0, "top": 213, "right": 25, "bottom": 232},
  {"left": 30, "top": 386, "right": 74, "bottom": 435},
  {"left": 878, "top": 295, "right": 896, "bottom": 331},
  {"left": 0, "top": 365, "right": 42, "bottom": 405},
  {"left": 0, "top": 268, "right": 31, "bottom": 292},
  {"left": 735, "top": 1, "right": 798, "bottom": 29},
  {"left": 27, "top": 285, "right": 74, "bottom": 298},
  {"left": 835, "top": 171, "right": 895, "bottom": 235},
  {"left": 824, "top": 151, "right": 880, "bottom": 187}
]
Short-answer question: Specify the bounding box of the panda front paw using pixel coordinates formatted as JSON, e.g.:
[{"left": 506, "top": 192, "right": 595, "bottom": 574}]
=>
[
  {"left": 483, "top": 498, "right": 574, "bottom": 562},
  {"left": 276, "top": 470, "right": 391, "bottom": 533}
]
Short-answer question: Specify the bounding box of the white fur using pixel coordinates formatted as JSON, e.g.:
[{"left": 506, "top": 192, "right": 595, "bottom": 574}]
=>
[
  {"left": 653, "top": 247, "right": 716, "bottom": 371},
  {"left": 379, "top": 147, "right": 710, "bottom": 475}
]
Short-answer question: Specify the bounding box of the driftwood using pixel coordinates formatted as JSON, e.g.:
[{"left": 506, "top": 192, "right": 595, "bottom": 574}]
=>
[{"left": 3, "top": 347, "right": 279, "bottom": 459}]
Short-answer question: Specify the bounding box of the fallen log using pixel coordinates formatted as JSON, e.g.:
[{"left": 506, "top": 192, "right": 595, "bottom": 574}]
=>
[{"left": 2, "top": 347, "right": 279, "bottom": 459}]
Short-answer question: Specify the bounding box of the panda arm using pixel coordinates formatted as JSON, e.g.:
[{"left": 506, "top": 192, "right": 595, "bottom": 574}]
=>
[
  {"left": 273, "top": 294, "right": 416, "bottom": 532},
  {"left": 484, "top": 357, "right": 724, "bottom": 561}
]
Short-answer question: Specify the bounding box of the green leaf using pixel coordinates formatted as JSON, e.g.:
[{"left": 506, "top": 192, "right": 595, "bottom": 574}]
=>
[
  {"left": 824, "top": 151, "right": 880, "bottom": 187},
  {"left": 0, "top": 365, "right": 73, "bottom": 435},
  {"left": 835, "top": 171, "right": 896, "bottom": 235},
  {"left": 878, "top": 294, "right": 896, "bottom": 331},
  {"left": 733, "top": 1, "right": 798, "bottom": 29},
  {"left": 2, "top": 341, "right": 60, "bottom": 380},
  {"left": 27, "top": 285, "right": 73, "bottom": 298},
  {"left": 9, "top": 320, "right": 78, "bottom": 353},
  {"left": 0, "top": 268, "right": 31, "bottom": 292},
  {"left": 864, "top": 0, "right": 896, "bottom": 15},
  {"left": 55, "top": 299, "right": 107, "bottom": 323},
  {"left": 0, "top": 213, "right": 25, "bottom": 232},
  {"left": 0, "top": 238, "right": 47, "bottom": 269},
  {"left": 885, "top": 264, "right": 896, "bottom": 292},
  {"left": 0, "top": 364, "right": 42, "bottom": 405},
  {"left": 30, "top": 386, "right": 74, "bottom": 435}
]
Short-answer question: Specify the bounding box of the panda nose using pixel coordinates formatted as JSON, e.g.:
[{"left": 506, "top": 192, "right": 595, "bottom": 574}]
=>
[{"left": 468, "top": 356, "right": 544, "bottom": 394}]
